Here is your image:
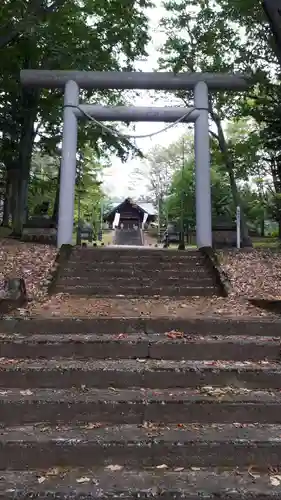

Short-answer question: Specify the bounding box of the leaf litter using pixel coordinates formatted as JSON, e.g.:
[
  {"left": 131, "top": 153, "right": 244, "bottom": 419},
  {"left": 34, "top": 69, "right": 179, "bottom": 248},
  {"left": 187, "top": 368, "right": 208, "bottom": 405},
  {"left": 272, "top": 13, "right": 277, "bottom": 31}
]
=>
[
  {"left": 0, "top": 241, "right": 57, "bottom": 306},
  {"left": 218, "top": 248, "right": 281, "bottom": 300}
]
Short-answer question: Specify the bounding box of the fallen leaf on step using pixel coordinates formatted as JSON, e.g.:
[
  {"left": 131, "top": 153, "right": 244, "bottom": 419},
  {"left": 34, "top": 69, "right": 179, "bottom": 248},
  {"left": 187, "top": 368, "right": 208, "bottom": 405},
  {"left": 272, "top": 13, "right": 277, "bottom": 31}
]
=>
[
  {"left": 84, "top": 422, "right": 102, "bottom": 429},
  {"left": 46, "top": 467, "right": 63, "bottom": 476},
  {"left": 248, "top": 465, "right": 260, "bottom": 479},
  {"left": 115, "top": 333, "right": 128, "bottom": 339},
  {"left": 20, "top": 389, "right": 33, "bottom": 396},
  {"left": 37, "top": 477, "right": 46, "bottom": 484},
  {"left": 0, "top": 358, "right": 18, "bottom": 365},
  {"left": 174, "top": 467, "right": 184, "bottom": 472},
  {"left": 76, "top": 477, "right": 91, "bottom": 483},
  {"left": 105, "top": 464, "right": 123, "bottom": 471},
  {"left": 165, "top": 331, "right": 184, "bottom": 339},
  {"left": 156, "top": 464, "right": 168, "bottom": 469},
  {"left": 270, "top": 476, "right": 281, "bottom": 486}
]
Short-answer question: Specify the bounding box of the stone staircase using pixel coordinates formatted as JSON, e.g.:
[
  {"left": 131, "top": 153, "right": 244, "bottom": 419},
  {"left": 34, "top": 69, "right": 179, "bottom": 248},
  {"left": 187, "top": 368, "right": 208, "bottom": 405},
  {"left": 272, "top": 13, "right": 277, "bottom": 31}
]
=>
[
  {"left": 1, "top": 316, "right": 281, "bottom": 498},
  {"left": 114, "top": 228, "right": 143, "bottom": 246},
  {"left": 55, "top": 247, "right": 221, "bottom": 296}
]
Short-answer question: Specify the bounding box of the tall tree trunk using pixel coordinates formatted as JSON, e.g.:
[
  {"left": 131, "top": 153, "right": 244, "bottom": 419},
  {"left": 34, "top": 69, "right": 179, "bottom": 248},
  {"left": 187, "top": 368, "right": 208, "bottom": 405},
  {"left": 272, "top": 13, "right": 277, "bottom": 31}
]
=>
[
  {"left": 269, "top": 158, "right": 281, "bottom": 239},
  {"left": 209, "top": 103, "right": 252, "bottom": 247},
  {"left": 260, "top": 215, "right": 265, "bottom": 237},
  {"left": 11, "top": 37, "right": 40, "bottom": 236},
  {"left": 2, "top": 175, "right": 11, "bottom": 226},
  {"left": 52, "top": 162, "right": 61, "bottom": 223},
  {"left": 12, "top": 88, "right": 39, "bottom": 236}
]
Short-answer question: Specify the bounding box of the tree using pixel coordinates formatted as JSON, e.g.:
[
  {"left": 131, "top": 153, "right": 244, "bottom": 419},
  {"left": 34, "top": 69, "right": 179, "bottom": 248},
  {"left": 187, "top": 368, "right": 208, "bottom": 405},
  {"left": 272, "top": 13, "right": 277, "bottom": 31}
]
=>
[
  {"left": 131, "top": 133, "right": 194, "bottom": 228},
  {"left": 27, "top": 145, "right": 107, "bottom": 235},
  {"left": 166, "top": 155, "right": 235, "bottom": 230},
  {"left": 241, "top": 81, "right": 281, "bottom": 236},
  {"left": 0, "top": 0, "right": 152, "bottom": 234},
  {"left": 159, "top": 0, "right": 280, "bottom": 245}
]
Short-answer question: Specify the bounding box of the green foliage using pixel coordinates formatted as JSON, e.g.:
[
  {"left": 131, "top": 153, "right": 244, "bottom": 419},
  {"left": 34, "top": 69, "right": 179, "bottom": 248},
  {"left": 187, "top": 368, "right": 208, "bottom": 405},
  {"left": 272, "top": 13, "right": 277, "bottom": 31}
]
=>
[
  {"left": 140, "top": 126, "right": 274, "bottom": 236},
  {"left": 158, "top": 0, "right": 281, "bottom": 239},
  {"left": 165, "top": 157, "right": 234, "bottom": 229},
  {"left": 28, "top": 153, "right": 59, "bottom": 214},
  {"left": 74, "top": 144, "right": 105, "bottom": 226},
  {"left": 0, "top": 0, "right": 152, "bottom": 231},
  {"left": 28, "top": 145, "right": 106, "bottom": 227},
  {"left": 0, "top": 0, "right": 152, "bottom": 159}
]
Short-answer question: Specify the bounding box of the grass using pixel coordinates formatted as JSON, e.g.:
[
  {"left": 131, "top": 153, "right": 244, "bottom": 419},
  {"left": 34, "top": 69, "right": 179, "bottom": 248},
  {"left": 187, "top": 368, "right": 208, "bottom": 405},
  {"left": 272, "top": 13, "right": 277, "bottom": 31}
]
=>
[
  {"left": 72, "top": 230, "right": 114, "bottom": 247},
  {"left": 252, "top": 238, "right": 280, "bottom": 249},
  {"left": 167, "top": 243, "right": 197, "bottom": 250},
  {"left": 0, "top": 227, "right": 12, "bottom": 238}
]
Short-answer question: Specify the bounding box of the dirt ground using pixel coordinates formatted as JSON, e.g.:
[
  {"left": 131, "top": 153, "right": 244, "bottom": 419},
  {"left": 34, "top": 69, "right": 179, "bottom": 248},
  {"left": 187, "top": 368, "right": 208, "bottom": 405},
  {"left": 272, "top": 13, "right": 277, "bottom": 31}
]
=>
[
  {"left": 28, "top": 294, "right": 278, "bottom": 319},
  {"left": 0, "top": 240, "right": 281, "bottom": 319}
]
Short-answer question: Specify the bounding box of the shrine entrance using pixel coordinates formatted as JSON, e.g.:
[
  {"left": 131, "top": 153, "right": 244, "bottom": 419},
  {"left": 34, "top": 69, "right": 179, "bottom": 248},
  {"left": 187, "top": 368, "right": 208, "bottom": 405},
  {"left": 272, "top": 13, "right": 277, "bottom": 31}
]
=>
[{"left": 20, "top": 70, "right": 252, "bottom": 248}]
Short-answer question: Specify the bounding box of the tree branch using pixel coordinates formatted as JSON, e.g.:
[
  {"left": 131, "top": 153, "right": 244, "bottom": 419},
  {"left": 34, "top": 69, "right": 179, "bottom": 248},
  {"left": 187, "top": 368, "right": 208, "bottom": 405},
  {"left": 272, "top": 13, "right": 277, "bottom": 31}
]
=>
[{"left": 209, "top": 130, "right": 219, "bottom": 140}]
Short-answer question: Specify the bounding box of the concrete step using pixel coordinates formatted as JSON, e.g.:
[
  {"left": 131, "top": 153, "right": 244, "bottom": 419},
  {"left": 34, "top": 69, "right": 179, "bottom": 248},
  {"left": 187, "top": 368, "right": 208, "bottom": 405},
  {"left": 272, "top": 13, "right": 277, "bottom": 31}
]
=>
[
  {"left": 1, "top": 333, "right": 279, "bottom": 361},
  {"left": 1, "top": 423, "right": 281, "bottom": 469},
  {"left": 1, "top": 468, "right": 279, "bottom": 499},
  {"left": 54, "top": 284, "right": 218, "bottom": 297},
  {"left": 2, "top": 318, "right": 281, "bottom": 336},
  {"left": 2, "top": 388, "right": 281, "bottom": 425},
  {"left": 1, "top": 359, "right": 280, "bottom": 389}
]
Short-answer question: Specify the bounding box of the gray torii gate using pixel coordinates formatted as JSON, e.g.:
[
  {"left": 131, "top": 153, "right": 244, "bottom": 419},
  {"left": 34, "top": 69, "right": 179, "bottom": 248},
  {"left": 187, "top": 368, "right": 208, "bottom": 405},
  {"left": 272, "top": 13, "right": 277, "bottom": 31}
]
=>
[{"left": 20, "top": 70, "right": 251, "bottom": 248}]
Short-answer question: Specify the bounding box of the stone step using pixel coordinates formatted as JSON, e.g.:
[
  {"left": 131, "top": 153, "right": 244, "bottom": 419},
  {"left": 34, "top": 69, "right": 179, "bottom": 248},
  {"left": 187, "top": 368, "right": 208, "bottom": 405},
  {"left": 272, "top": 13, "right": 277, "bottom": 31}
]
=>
[
  {"left": 68, "top": 260, "right": 207, "bottom": 268},
  {"left": 1, "top": 388, "right": 281, "bottom": 425},
  {"left": 67, "top": 260, "right": 207, "bottom": 270},
  {"left": 57, "top": 276, "right": 215, "bottom": 287},
  {"left": 68, "top": 252, "right": 205, "bottom": 260},
  {"left": 62, "top": 266, "right": 208, "bottom": 276},
  {"left": 67, "top": 256, "right": 206, "bottom": 264},
  {"left": 2, "top": 318, "right": 281, "bottom": 336},
  {"left": 1, "top": 468, "right": 279, "bottom": 499},
  {"left": 54, "top": 284, "right": 218, "bottom": 297},
  {"left": 71, "top": 248, "right": 201, "bottom": 258},
  {"left": 1, "top": 359, "right": 280, "bottom": 389},
  {"left": 1, "top": 423, "right": 281, "bottom": 469},
  {"left": 1, "top": 333, "right": 279, "bottom": 361}
]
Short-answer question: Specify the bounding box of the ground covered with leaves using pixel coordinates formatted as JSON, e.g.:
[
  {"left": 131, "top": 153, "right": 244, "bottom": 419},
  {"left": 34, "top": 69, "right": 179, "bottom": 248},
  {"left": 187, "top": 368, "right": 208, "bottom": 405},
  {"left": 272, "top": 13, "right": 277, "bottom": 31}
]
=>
[
  {"left": 218, "top": 248, "right": 281, "bottom": 299},
  {"left": 1, "top": 242, "right": 281, "bottom": 319},
  {"left": 26, "top": 294, "right": 277, "bottom": 318},
  {"left": 0, "top": 240, "right": 57, "bottom": 301}
]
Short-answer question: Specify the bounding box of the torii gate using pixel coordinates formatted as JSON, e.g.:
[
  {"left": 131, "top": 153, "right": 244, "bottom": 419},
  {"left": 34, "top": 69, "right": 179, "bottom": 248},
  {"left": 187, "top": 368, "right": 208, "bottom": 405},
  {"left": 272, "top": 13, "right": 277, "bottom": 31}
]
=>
[{"left": 20, "top": 70, "right": 252, "bottom": 248}]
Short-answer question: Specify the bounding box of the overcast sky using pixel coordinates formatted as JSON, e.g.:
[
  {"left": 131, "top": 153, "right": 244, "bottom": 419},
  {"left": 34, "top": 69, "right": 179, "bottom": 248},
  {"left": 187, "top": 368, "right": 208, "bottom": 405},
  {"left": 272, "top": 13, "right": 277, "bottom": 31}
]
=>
[{"left": 102, "top": 0, "right": 188, "bottom": 200}]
